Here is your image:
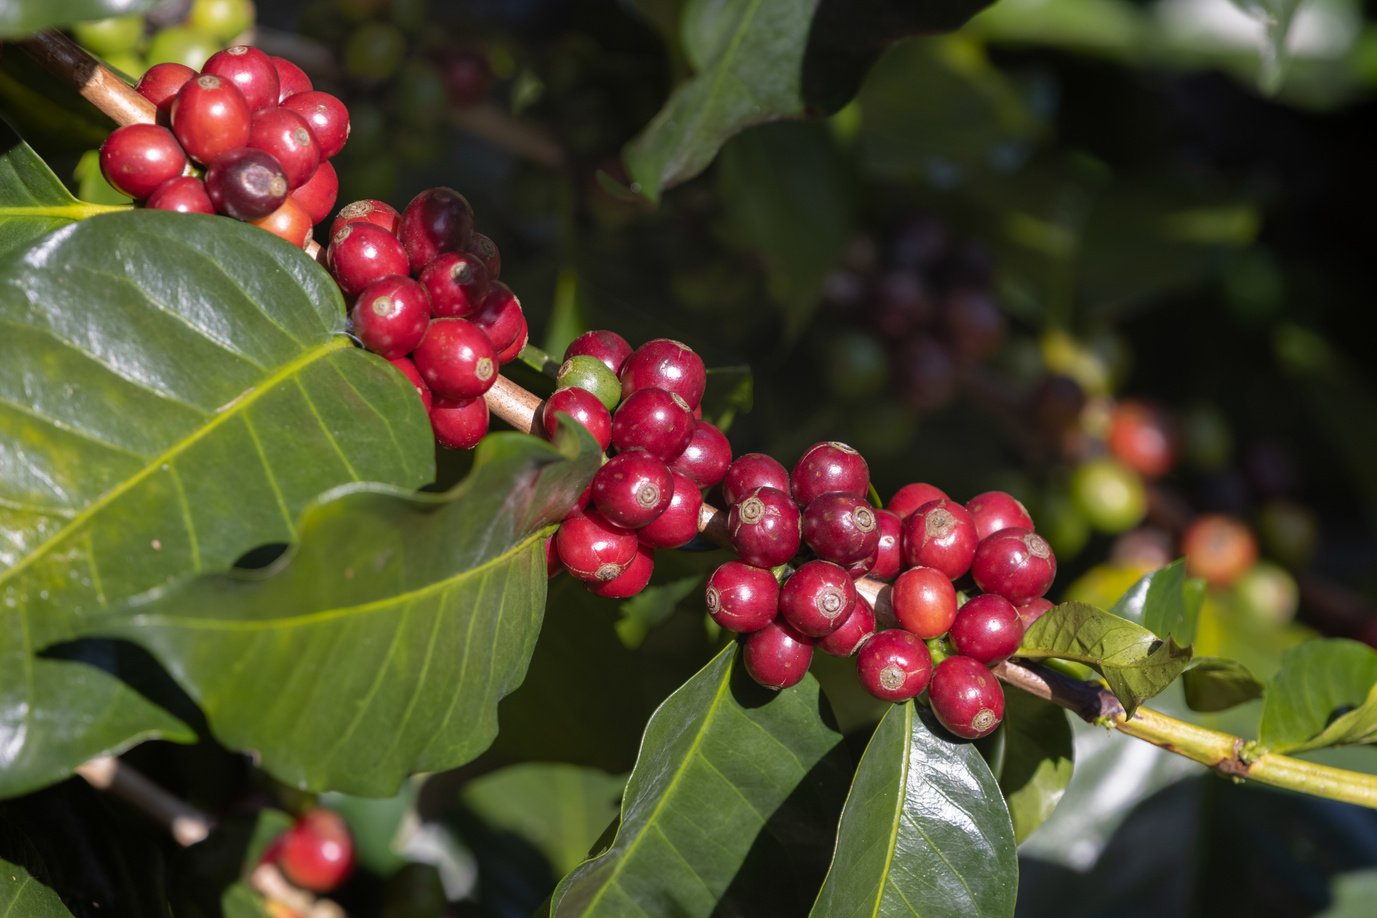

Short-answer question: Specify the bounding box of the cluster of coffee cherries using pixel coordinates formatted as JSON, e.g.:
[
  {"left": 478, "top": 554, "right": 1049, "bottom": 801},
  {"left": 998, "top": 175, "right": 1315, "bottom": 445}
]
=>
[
  {"left": 324, "top": 188, "right": 516, "bottom": 451},
  {"left": 98, "top": 44, "right": 346, "bottom": 247},
  {"left": 545, "top": 334, "right": 730, "bottom": 600},
  {"left": 707, "top": 453, "right": 1057, "bottom": 740}
]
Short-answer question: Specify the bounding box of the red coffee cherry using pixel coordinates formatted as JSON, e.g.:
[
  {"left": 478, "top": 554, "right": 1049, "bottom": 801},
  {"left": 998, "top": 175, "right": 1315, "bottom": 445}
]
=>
[
  {"left": 900, "top": 499, "right": 979, "bottom": 581},
  {"left": 147, "top": 175, "right": 215, "bottom": 214},
  {"left": 966, "top": 490, "right": 1034, "bottom": 542},
  {"left": 99, "top": 124, "right": 188, "bottom": 199},
  {"left": 891, "top": 566, "right": 958, "bottom": 639},
  {"left": 728, "top": 486, "right": 801, "bottom": 569},
  {"left": 275, "top": 808, "right": 354, "bottom": 893},
  {"left": 588, "top": 545, "right": 655, "bottom": 598},
  {"left": 388, "top": 356, "right": 432, "bottom": 412},
  {"left": 135, "top": 61, "right": 196, "bottom": 118},
  {"left": 541, "top": 386, "right": 613, "bottom": 451},
  {"left": 1182, "top": 514, "right": 1257, "bottom": 587},
  {"left": 466, "top": 231, "right": 501, "bottom": 279},
  {"left": 251, "top": 198, "right": 314, "bottom": 248},
  {"left": 928, "top": 655, "right": 1005, "bottom": 739},
  {"left": 492, "top": 311, "right": 528, "bottom": 365},
  {"left": 591, "top": 451, "right": 675, "bottom": 529},
  {"left": 970, "top": 528, "right": 1057, "bottom": 605},
  {"left": 818, "top": 593, "right": 876, "bottom": 657},
  {"left": 350, "top": 275, "right": 431, "bottom": 359},
  {"left": 1108, "top": 399, "right": 1178, "bottom": 480},
  {"left": 330, "top": 199, "right": 402, "bottom": 239},
  {"left": 802, "top": 492, "right": 880, "bottom": 565},
  {"left": 171, "top": 74, "right": 252, "bottom": 165},
  {"left": 399, "top": 186, "right": 475, "bottom": 273},
  {"left": 669, "top": 421, "right": 732, "bottom": 489},
  {"left": 205, "top": 148, "right": 288, "bottom": 221},
  {"left": 248, "top": 107, "right": 320, "bottom": 189},
  {"left": 721, "top": 453, "right": 791, "bottom": 507},
  {"left": 705, "top": 561, "right": 779, "bottom": 633},
  {"left": 949, "top": 593, "right": 1023, "bottom": 665},
  {"left": 564, "top": 329, "right": 632, "bottom": 376},
  {"left": 271, "top": 55, "right": 314, "bottom": 102},
  {"left": 619, "top": 338, "right": 707, "bottom": 409},
  {"left": 888, "top": 482, "right": 950, "bottom": 519},
  {"left": 327, "top": 223, "right": 411, "bottom": 297},
  {"left": 470, "top": 282, "right": 525, "bottom": 356},
  {"left": 610, "top": 388, "right": 695, "bottom": 461},
  {"left": 282, "top": 90, "right": 351, "bottom": 159},
  {"left": 857, "top": 629, "right": 933, "bottom": 702},
  {"left": 1017, "top": 597, "right": 1054, "bottom": 628},
  {"left": 779, "top": 559, "right": 857, "bottom": 637},
  {"left": 412, "top": 318, "right": 497, "bottom": 400},
  {"left": 742, "top": 619, "right": 814, "bottom": 691},
  {"left": 791, "top": 441, "right": 869, "bottom": 507},
  {"left": 419, "top": 251, "right": 489, "bottom": 318},
  {"left": 202, "top": 45, "right": 280, "bottom": 113},
  {"left": 290, "top": 159, "right": 337, "bottom": 225},
  {"left": 637, "top": 469, "right": 702, "bottom": 549},
  {"left": 429, "top": 395, "right": 489, "bottom": 450},
  {"left": 869, "top": 509, "right": 903, "bottom": 581},
  {"left": 556, "top": 509, "right": 639, "bottom": 584}
]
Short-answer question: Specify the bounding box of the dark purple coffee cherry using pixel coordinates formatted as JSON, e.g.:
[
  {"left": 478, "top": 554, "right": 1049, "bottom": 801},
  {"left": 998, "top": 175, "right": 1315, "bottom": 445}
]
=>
[
  {"left": 728, "top": 486, "right": 801, "bottom": 569},
  {"left": 802, "top": 492, "right": 880, "bottom": 565},
  {"left": 928, "top": 655, "right": 1005, "bottom": 739},
  {"left": 610, "top": 388, "right": 695, "bottom": 461},
  {"left": 818, "top": 594, "right": 876, "bottom": 656},
  {"left": 948, "top": 593, "right": 1023, "bottom": 665},
  {"left": 205, "top": 147, "right": 288, "bottom": 220},
  {"left": 791, "top": 441, "right": 869, "bottom": 507},
  {"left": 705, "top": 561, "right": 778, "bottom": 633},
  {"left": 742, "top": 619, "right": 814, "bottom": 690},
  {"left": 970, "top": 528, "right": 1057, "bottom": 605},
  {"left": 591, "top": 451, "right": 675, "bottom": 529},
  {"left": 399, "top": 186, "right": 474, "bottom": 273},
  {"left": 857, "top": 629, "right": 933, "bottom": 702},
  {"left": 669, "top": 421, "right": 732, "bottom": 489},
  {"left": 779, "top": 560, "right": 857, "bottom": 637},
  {"left": 721, "top": 453, "right": 791, "bottom": 507}
]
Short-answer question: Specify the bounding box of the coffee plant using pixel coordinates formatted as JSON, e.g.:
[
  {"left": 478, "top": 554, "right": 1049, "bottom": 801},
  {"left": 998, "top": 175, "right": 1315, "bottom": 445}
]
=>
[{"left": 3, "top": 0, "right": 1377, "bottom": 915}]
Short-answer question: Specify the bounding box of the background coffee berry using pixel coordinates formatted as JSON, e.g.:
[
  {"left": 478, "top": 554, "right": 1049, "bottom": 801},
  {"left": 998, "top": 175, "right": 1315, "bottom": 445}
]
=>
[
  {"left": 618, "top": 338, "right": 707, "bottom": 408},
  {"left": 565, "top": 329, "right": 633, "bottom": 375},
  {"left": 792, "top": 441, "right": 869, "bottom": 506},
  {"left": 965, "top": 490, "right": 1035, "bottom": 541},
  {"left": 721, "top": 453, "right": 791, "bottom": 506}
]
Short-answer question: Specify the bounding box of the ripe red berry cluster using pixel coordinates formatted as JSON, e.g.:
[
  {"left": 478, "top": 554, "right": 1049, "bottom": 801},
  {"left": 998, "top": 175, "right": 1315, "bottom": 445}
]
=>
[
  {"left": 709, "top": 451, "right": 1057, "bottom": 740},
  {"left": 326, "top": 187, "right": 515, "bottom": 451},
  {"left": 546, "top": 334, "right": 733, "bottom": 600},
  {"left": 99, "top": 45, "right": 344, "bottom": 247}
]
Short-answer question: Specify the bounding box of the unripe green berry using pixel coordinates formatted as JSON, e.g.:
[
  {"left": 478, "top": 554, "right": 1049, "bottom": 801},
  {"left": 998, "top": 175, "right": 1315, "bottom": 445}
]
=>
[
  {"left": 557, "top": 355, "right": 622, "bottom": 411},
  {"left": 73, "top": 16, "right": 145, "bottom": 57},
  {"left": 188, "top": 0, "right": 256, "bottom": 42}
]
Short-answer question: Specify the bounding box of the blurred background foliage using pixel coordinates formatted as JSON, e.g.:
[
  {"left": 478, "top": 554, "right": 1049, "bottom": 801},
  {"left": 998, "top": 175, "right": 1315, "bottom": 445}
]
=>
[{"left": 7, "top": 0, "right": 1377, "bottom": 913}]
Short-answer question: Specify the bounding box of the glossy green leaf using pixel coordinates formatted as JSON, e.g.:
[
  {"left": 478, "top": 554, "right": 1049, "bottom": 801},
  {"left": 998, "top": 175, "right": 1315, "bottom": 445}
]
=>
[
  {"left": 810, "top": 702, "right": 1017, "bottom": 917},
  {"left": 0, "top": 210, "right": 434, "bottom": 797},
  {"left": 0, "top": 0, "right": 158, "bottom": 38},
  {"left": 1320, "top": 869, "right": 1377, "bottom": 918},
  {"left": 92, "top": 426, "right": 600, "bottom": 795},
  {"left": 1109, "top": 559, "right": 1203, "bottom": 648},
  {"left": 1182, "top": 657, "right": 1264, "bottom": 713},
  {"left": 461, "top": 763, "right": 627, "bottom": 876},
  {"left": 1259, "top": 639, "right": 1377, "bottom": 754},
  {"left": 1019, "top": 602, "right": 1192, "bottom": 716},
  {"left": 0, "top": 858, "right": 72, "bottom": 918},
  {"left": 549, "top": 643, "right": 851, "bottom": 917},
  {"left": 995, "top": 690, "right": 1074, "bottom": 844},
  {"left": 0, "top": 129, "right": 124, "bottom": 259}
]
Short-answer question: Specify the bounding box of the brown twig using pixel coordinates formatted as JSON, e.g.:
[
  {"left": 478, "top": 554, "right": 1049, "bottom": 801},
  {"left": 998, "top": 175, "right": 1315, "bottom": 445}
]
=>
[{"left": 19, "top": 31, "right": 156, "bottom": 126}]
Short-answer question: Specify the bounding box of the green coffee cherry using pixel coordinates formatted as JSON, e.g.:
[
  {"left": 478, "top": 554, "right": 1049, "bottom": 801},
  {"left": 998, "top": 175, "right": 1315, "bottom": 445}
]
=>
[
  {"left": 557, "top": 355, "right": 621, "bottom": 411},
  {"left": 146, "top": 26, "right": 220, "bottom": 70},
  {"left": 1070, "top": 457, "right": 1146, "bottom": 534},
  {"left": 73, "top": 16, "right": 145, "bottom": 57},
  {"left": 187, "top": 0, "right": 256, "bottom": 41}
]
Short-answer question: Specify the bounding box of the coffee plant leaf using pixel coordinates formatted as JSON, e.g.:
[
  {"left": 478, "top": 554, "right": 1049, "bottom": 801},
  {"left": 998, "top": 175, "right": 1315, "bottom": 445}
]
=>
[
  {"left": 0, "top": 0, "right": 158, "bottom": 38},
  {"left": 0, "top": 210, "right": 433, "bottom": 797},
  {"left": 1109, "top": 559, "right": 1203, "bottom": 648},
  {"left": 90, "top": 425, "right": 602, "bottom": 796},
  {"left": 624, "top": 0, "right": 993, "bottom": 202},
  {"left": 1019, "top": 602, "right": 1192, "bottom": 716},
  {"left": 0, "top": 857, "right": 72, "bottom": 918},
  {"left": 548, "top": 643, "right": 851, "bottom": 917},
  {"left": 0, "top": 128, "right": 123, "bottom": 259},
  {"left": 994, "top": 689, "right": 1074, "bottom": 844},
  {"left": 1259, "top": 638, "right": 1377, "bottom": 754},
  {"left": 809, "top": 702, "right": 1017, "bottom": 917},
  {"left": 1181, "top": 657, "right": 1264, "bottom": 713}
]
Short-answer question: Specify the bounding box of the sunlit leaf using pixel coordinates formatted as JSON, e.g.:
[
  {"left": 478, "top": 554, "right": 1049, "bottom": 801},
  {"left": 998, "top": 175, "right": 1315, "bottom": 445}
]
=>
[
  {"left": 1259, "top": 638, "right": 1377, "bottom": 754},
  {"left": 995, "top": 690, "right": 1074, "bottom": 844},
  {"left": 1182, "top": 657, "right": 1264, "bottom": 713},
  {"left": 1109, "top": 559, "right": 1203, "bottom": 648},
  {"left": 0, "top": 128, "right": 124, "bottom": 259}
]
